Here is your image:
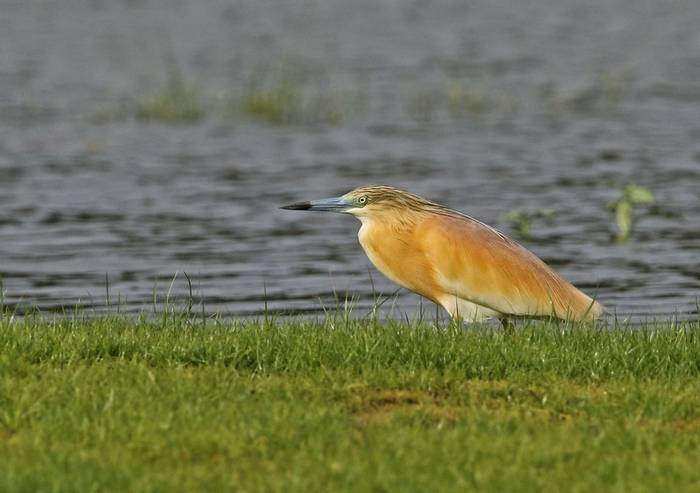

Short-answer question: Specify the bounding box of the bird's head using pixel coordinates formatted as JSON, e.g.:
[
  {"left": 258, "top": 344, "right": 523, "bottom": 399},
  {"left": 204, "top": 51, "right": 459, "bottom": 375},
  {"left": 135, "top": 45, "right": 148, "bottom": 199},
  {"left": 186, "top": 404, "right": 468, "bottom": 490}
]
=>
[{"left": 281, "top": 185, "right": 430, "bottom": 220}]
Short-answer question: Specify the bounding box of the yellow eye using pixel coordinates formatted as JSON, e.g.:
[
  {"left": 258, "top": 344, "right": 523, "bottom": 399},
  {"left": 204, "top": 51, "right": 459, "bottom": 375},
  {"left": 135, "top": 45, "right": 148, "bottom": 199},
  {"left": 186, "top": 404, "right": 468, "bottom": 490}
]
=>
[{"left": 359, "top": 196, "right": 367, "bottom": 205}]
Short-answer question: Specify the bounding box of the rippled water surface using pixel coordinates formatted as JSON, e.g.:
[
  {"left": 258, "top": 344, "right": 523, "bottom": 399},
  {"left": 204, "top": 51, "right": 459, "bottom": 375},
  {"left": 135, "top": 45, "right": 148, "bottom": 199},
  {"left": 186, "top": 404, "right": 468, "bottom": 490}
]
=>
[{"left": 1, "top": 0, "right": 699, "bottom": 320}]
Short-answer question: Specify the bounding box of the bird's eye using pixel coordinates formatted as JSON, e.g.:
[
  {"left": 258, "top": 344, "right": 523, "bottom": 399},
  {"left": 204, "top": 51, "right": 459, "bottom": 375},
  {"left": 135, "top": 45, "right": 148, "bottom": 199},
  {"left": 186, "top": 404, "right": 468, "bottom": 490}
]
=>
[{"left": 358, "top": 196, "right": 367, "bottom": 205}]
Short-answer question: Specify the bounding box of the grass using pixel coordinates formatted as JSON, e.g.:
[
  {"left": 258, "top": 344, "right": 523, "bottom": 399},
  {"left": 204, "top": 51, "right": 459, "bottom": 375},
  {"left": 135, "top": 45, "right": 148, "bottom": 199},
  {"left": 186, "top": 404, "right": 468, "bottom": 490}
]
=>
[
  {"left": 1, "top": 312, "right": 700, "bottom": 492},
  {"left": 135, "top": 81, "right": 206, "bottom": 124},
  {"left": 407, "top": 82, "right": 516, "bottom": 122},
  {"left": 91, "top": 77, "right": 354, "bottom": 126},
  {"left": 543, "top": 70, "right": 631, "bottom": 114},
  {"left": 239, "top": 80, "right": 303, "bottom": 124},
  {"left": 234, "top": 75, "right": 354, "bottom": 125},
  {"left": 90, "top": 82, "right": 206, "bottom": 125},
  {"left": 89, "top": 62, "right": 633, "bottom": 126}
]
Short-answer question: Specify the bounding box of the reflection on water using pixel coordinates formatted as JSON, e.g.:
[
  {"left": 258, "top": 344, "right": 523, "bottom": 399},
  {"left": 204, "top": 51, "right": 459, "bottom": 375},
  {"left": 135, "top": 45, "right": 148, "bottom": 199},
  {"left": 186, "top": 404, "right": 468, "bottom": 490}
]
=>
[{"left": 0, "top": 0, "right": 699, "bottom": 321}]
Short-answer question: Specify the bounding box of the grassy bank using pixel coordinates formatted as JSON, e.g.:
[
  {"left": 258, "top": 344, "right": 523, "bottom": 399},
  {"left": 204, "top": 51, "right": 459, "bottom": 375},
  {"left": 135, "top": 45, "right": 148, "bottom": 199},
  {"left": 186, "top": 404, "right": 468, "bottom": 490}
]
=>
[{"left": 1, "top": 316, "right": 699, "bottom": 492}]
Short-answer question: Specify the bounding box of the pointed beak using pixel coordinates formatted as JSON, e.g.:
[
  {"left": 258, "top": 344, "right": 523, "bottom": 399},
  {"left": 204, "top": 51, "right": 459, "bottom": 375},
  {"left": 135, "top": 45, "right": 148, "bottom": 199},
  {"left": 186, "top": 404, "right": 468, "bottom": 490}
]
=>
[{"left": 281, "top": 196, "right": 351, "bottom": 213}]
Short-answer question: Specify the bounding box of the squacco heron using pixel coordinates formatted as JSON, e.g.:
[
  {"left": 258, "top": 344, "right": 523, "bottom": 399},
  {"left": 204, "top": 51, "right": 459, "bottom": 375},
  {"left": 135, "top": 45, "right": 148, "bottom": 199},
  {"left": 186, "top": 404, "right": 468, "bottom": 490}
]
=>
[{"left": 282, "top": 185, "right": 603, "bottom": 325}]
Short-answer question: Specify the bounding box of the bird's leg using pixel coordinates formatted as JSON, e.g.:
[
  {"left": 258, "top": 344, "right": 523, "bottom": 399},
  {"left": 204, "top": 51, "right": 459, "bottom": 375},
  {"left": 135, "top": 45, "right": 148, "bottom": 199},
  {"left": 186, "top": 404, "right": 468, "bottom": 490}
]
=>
[{"left": 500, "top": 317, "right": 515, "bottom": 333}]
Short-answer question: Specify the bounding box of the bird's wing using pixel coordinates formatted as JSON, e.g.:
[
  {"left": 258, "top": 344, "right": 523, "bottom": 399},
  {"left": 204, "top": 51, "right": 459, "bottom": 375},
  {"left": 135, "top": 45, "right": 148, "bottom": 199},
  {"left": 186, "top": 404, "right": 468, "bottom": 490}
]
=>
[{"left": 417, "top": 214, "right": 601, "bottom": 320}]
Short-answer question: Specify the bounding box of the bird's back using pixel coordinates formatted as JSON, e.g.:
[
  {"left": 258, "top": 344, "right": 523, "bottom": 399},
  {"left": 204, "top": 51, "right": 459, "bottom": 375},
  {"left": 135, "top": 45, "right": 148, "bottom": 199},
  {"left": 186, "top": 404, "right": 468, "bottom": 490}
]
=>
[
  {"left": 417, "top": 213, "right": 603, "bottom": 320},
  {"left": 351, "top": 185, "right": 603, "bottom": 321}
]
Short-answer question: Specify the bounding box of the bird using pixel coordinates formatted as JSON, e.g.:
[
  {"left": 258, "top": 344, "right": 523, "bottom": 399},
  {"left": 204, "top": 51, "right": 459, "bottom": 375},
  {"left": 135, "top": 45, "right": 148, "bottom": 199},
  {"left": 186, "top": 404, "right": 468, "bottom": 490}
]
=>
[{"left": 282, "top": 185, "right": 603, "bottom": 326}]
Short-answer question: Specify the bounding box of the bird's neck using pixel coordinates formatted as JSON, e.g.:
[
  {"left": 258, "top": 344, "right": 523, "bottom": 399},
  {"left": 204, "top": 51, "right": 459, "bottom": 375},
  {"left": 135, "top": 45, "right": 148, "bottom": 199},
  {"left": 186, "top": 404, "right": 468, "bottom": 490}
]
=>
[{"left": 354, "top": 208, "right": 424, "bottom": 230}]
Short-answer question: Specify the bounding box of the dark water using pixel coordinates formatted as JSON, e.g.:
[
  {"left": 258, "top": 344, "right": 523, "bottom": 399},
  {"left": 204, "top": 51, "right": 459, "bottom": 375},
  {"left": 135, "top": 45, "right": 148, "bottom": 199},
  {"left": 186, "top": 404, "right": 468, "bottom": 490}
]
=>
[{"left": 1, "top": 0, "right": 699, "bottom": 320}]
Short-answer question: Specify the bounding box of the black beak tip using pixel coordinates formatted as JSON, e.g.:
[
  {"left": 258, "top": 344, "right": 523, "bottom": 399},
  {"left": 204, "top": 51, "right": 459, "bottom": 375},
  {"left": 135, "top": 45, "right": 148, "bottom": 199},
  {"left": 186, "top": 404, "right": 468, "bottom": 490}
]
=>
[{"left": 280, "top": 201, "right": 312, "bottom": 211}]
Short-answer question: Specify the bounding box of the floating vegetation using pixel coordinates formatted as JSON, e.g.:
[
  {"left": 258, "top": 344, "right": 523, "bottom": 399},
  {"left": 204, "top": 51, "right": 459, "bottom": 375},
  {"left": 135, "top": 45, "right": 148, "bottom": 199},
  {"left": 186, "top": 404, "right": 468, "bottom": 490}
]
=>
[
  {"left": 303, "top": 92, "right": 354, "bottom": 125},
  {"left": 88, "top": 62, "right": 630, "bottom": 126},
  {"left": 447, "top": 83, "right": 489, "bottom": 115},
  {"left": 135, "top": 81, "right": 205, "bottom": 124},
  {"left": 234, "top": 83, "right": 354, "bottom": 125},
  {"left": 407, "top": 82, "right": 517, "bottom": 122},
  {"left": 609, "top": 184, "right": 655, "bottom": 242},
  {"left": 225, "top": 64, "right": 356, "bottom": 125},
  {"left": 447, "top": 83, "right": 517, "bottom": 116},
  {"left": 91, "top": 75, "right": 355, "bottom": 127},
  {"left": 597, "top": 71, "right": 627, "bottom": 111},
  {"left": 406, "top": 90, "right": 439, "bottom": 122},
  {"left": 88, "top": 99, "right": 134, "bottom": 124},
  {"left": 237, "top": 76, "right": 303, "bottom": 124},
  {"left": 544, "top": 70, "right": 631, "bottom": 114},
  {"left": 90, "top": 47, "right": 205, "bottom": 125},
  {"left": 499, "top": 208, "right": 557, "bottom": 240}
]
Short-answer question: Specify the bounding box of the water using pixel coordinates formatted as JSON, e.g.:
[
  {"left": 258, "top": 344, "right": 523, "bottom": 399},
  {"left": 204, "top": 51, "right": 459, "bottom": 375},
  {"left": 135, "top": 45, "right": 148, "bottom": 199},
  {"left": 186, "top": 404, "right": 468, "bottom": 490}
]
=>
[{"left": 1, "top": 0, "right": 699, "bottom": 320}]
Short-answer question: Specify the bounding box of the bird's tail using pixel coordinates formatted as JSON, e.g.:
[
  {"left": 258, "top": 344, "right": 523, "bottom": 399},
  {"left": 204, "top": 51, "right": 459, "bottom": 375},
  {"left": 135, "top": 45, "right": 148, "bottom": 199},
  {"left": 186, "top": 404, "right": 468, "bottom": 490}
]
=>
[{"left": 576, "top": 297, "right": 605, "bottom": 321}]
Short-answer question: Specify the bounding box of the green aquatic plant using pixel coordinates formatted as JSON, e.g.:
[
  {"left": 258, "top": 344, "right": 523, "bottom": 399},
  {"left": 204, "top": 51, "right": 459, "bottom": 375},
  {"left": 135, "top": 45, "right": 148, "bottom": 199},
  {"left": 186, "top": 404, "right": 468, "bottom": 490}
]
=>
[
  {"left": 406, "top": 89, "right": 439, "bottom": 122},
  {"left": 233, "top": 83, "right": 355, "bottom": 125},
  {"left": 499, "top": 208, "right": 557, "bottom": 240},
  {"left": 409, "top": 82, "right": 517, "bottom": 122},
  {"left": 610, "top": 184, "right": 655, "bottom": 242},
  {"left": 597, "top": 70, "right": 627, "bottom": 111},
  {"left": 303, "top": 91, "right": 353, "bottom": 125},
  {"left": 239, "top": 78, "right": 303, "bottom": 124},
  {"left": 447, "top": 83, "right": 489, "bottom": 114},
  {"left": 230, "top": 65, "right": 355, "bottom": 125},
  {"left": 88, "top": 99, "right": 133, "bottom": 124},
  {"left": 544, "top": 70, "right": 630, "bottom": 114},
  {"left": 135, "top": 81, "right": 205, "bottom": 123}
]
